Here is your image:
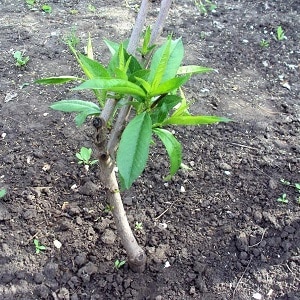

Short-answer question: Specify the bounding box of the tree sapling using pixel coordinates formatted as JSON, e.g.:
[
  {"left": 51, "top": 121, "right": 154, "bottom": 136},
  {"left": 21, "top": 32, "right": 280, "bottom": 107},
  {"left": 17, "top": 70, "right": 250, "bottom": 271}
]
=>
[{"left": 36, "top": 0, "right": 230, "bottom": 272}]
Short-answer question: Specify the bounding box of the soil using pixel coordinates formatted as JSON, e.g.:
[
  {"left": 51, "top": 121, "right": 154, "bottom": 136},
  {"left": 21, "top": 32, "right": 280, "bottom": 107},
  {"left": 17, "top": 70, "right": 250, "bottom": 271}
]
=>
[{"left": 0, "top": 0, "right": 299, "bottom": 299}]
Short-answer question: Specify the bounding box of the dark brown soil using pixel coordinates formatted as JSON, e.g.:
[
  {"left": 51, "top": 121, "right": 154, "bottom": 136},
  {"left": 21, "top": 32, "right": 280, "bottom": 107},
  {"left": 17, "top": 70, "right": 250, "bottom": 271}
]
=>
[{"left": 0, "top": 1, "right": 299, "bottom": 299}]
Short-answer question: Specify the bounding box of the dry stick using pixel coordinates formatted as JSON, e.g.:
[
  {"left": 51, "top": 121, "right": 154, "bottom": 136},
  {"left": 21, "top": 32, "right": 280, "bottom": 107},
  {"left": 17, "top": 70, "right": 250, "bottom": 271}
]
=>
[
  {"left": 229, "top": 142, "right": 258, "bottom": 151},
  {"left": 248, "top": 228, "right": 267, "bottom": 248},
  {"left": 232, "top": 256, "right": 253, "bottom": 299}
]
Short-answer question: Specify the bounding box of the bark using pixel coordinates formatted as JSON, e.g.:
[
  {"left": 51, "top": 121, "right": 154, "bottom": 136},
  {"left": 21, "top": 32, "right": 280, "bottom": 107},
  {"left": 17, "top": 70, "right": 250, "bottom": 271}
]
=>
[{"left": 98, "top": 154, "right": 146, "bottom": 273}]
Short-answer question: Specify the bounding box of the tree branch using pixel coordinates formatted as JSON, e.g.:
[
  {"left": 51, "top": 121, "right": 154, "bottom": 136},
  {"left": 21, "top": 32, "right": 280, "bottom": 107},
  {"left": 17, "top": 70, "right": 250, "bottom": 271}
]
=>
[
  {"left": 127, "top": 0, "right": 150, "bottom": 55},
  {"left": 150, "top": 0, "right": 173, "bottom": 45}
]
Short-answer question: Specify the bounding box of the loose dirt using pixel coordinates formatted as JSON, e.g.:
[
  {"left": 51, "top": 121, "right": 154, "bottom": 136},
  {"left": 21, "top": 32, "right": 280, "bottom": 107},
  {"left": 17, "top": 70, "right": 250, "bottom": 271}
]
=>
[{"left": 0, "top": 1, "right": 299, "bottom": 299}]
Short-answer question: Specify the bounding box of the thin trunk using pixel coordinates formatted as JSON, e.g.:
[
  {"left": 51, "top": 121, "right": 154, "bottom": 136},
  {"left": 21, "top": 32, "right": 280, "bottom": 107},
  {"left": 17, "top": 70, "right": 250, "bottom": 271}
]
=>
[{"left": 98, "top": 154, "right": 146, "bottom": 272}]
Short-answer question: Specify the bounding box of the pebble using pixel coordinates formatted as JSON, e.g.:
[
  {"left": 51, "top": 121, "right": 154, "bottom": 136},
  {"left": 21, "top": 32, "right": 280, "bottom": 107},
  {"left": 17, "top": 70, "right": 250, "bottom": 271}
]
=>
[
  {"left": 34, "top": 272, "right": 44, "bottom": 284},
  {"left": 268, "top": 178, "right": 278, "bottom": 189},
  {"left": 101, "top": 229, "right": 117, "bottom": 245},
  {"left": 22, "top": 209, "right": 36, "bottom": 220},
  {"left": 78, "top": 181, "right": 98, "bottom": 196},
  {"left": 123, "top": 196, "right": 133, "bottom": 206},
  {"left": 75, "top": 253, "right": 88, "bottom": 266},
  {"left": 78, "top": 262, "right": 98, "bottom": 282},
  {"left": 253, "top": 211, "right": 262, "bottom": 223},
  {"left": 219, "top": 162, "right": 232, "bottom": 171},
  {"left": 235, "top": 232, "right": 249, "bottom": 251},
  {"left": 57, "top": 287, "right": 70, "bottom": 299},
  {"left": 43, "top": 262, "right": 59, "bottom": 280},
  {"left": 0, "top": 203, "right": 11, "bottom": 220}
]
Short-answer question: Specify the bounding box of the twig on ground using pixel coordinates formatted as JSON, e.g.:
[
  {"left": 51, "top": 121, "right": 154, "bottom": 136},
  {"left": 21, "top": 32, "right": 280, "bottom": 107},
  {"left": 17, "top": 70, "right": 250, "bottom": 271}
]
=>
[
  {"left": 232, "top": 256, "right": 253, "bottom": 299},
  {"left": 249, "top": 228, "right": 267, "bottom": 248},
  {"left": 154, "top": 200, "right": 179, "bottom": 220},
  {"left": 229, "top": 142, "right": 258, "bottom": 151}
]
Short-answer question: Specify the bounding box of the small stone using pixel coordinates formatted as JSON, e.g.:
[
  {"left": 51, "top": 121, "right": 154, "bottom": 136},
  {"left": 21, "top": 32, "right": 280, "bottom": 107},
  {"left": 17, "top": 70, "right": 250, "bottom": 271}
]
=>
[
  {"left": 189, "top": 286, "right": 196, "bottom": 294},
  {"left": 101, "top": 229, "right": 116, "bottom": 245},
  {"left": 75, "top": 253, "right": 87, "bottom": 266},
  {"left": 1, "top": 273, "right": 14, "bottom": 283},
  {"left": 240, "top": 251, "right": 248, "bottom": 260},
  {"left": 123, "top": 196, "right": 133, "bottom": 206},
  {"left": 77, "top": 262, "right": 97, "bottom": 282},
  {"left": 57, "top": 287, "right": 70, "bottom": 299},
  {"left": 34, "top": 272, "right": 44, "bottom": 284},
  {"left": 75, "top": 216, "right": 83, "bottom": 225},
  {"left": 0, "top": 203, "right": 11, "bottom": 220},
  {"left": 252, "top": 292, "right": 262, "bottom": 300},
  {"left": 53, "top": 239, "right": 62, "bottom": 249},
  {"left": 78, "top": 181, "right": 98, "bottom": 196},
  {"left": 253, "top": 211, "right": 262, "bottom": 223},
  {"left": 219, "top": 162, "right": 232, "bottom": 171},
  {"left": 235, "top": 232, "right": 249, "bottom": 251},
  {"left": 195, "top": 276, "right": 208, "bottom": 292},
  {"left": 268, "top": 178, "right": 278, "bottom": 189},
  {"left": 43, "top": 262, "right": 59, "bottom": 280},
  {"left": 284, "top": 225, "right": 295, "bottom": 233},
  {"left": 22, "top": 209, "right": 36, "bottom": 220}
]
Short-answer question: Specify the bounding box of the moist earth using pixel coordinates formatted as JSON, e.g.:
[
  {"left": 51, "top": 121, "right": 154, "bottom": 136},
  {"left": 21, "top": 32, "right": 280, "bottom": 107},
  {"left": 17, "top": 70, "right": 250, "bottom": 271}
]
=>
[{"left": 0, "top": 0, "right": 299, "bottom": 299}]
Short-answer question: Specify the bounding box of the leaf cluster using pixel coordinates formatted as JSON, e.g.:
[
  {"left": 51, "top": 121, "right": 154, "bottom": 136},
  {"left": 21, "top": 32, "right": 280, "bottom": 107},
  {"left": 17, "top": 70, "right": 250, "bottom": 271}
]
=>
[{"left": 36, "top": 30, "right": 230, "bottom": 190}]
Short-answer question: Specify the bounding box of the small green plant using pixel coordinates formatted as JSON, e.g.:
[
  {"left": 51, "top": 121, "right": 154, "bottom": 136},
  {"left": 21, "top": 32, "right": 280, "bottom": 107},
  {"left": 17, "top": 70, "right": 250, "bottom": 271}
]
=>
[
  {"left": 135, "top": 222, "right": 143, "bottom": 231},
  {"left": 13, "top": 51, "right": 30, "bottom": 67},
  {"left": 26, "top": 0, "right": 36, "bottom": 7},
  {"left": 33, "top": 239, "right": 46, "bottom": 254},
  {"left": 277, "top": 193, "right": 288, "bottom": 203},
  {"left": 0, "top": 189, "right": 6, "bottom": 198},
  {"left": 42, "top": 4, "right": 52, "bottom": 13},
  {"left": 280, "top": 179, "right": 300, "bottom": 204},
  {"left": 276, "top": 26, "right": 286, "bottom": 41},
  {"left": 64, "top": 27, "right": 80, "bottom": 49},
  {"left": 259, "top": 39, "right": 270, "bottom": 48},
  {"left": 104, "top": 204, "right": 114, "bottom": 213},
  {"left": 70, "top": 9, "right": 79, "bottom": 15},
  {"left": 76, "top": 147, "right": 98, "bottom": 165},
  {"left": 88, "top": 4, "right": 96, "bottom": 13},
  {"left": 114, "top": 259, "right": 126, "bottom": 270},
  {"left": 195, "top": 0, "right": 217, "bottom": 15}
]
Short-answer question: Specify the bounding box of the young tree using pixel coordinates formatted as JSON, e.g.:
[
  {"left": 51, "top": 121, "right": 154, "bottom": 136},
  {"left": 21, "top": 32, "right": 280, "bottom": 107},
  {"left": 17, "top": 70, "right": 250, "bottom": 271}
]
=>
[{"left": 37, "top": 0, "right": 229, "bottom": 272}]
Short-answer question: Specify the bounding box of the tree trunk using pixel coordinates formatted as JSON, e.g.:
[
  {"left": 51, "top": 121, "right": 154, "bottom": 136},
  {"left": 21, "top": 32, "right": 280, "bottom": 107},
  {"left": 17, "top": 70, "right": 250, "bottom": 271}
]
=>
[{"left": 98, "top": 153, "right": 146, "bottom": 272}]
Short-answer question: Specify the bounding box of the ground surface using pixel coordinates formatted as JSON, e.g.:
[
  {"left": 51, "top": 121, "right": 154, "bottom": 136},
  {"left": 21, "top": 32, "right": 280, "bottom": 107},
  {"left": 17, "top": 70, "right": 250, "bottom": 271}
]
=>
[{"left": 0, "top": 0, "right": 299, "bottom": 299}]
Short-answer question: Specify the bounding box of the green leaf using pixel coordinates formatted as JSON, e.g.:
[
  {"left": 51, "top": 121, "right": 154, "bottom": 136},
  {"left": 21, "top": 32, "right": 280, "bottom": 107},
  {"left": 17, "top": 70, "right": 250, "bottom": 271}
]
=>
[
  {"left": 104, "top": 39, "right": 129, "bottom": 56},
  {"left": 177, "top": 65, "right": 213, "bottom": 75},
  {"left": 77, "top": 53, "right": 110, "bottom": 79},
  {"left": 148, "top": 38, "right": 184, "bottom": 87},
  {"left": 117, "top": 112, "right": 152, "bottom": 189},
  {"left": 73, "top": 78, "right": 146, "bottom": 98},
  {"left": 107, "top": 44, "right": 142, "bottom": 77},
  {"left": 80, "top": 147, "right": 92, "bottom": 162},
  {"left": 163, "top": 115, "right": 231, "bottom": 126},
  {"left": 151, "top": 95, "right": 182, "bottom": 124},
  {"left": 0, "top": 189, "right": 6, "bottom": 198},
  {"left": 149, "top": 75, "right": 190, "bottom": 97},
  {"left": 35, "top": 76, "right": 81, "bottom": 84},
  {"left": 153, "top": 128, "right": 182, "bottom": 177},
  {"left": 50, "top": 100, "right": 101, "bottom": 113}
]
